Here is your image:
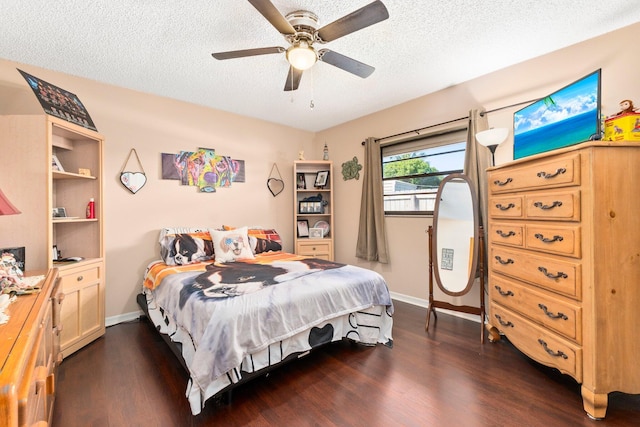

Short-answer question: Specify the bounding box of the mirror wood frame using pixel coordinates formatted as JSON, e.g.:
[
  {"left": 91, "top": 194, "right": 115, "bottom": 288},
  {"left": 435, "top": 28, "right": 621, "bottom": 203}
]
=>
[{"left": 425, "top": 173, "right": 486, "bottom": 343}]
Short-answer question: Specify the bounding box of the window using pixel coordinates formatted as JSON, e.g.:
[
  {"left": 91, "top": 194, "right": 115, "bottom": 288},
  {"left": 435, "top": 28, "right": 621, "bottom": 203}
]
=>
[{"left": 382, "top": 129, "right": 467, "bottom": 215}]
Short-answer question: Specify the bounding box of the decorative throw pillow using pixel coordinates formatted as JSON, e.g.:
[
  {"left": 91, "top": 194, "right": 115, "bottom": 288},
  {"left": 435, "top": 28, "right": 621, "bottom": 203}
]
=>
[
  {"left": 159, "top": 228, "right": 214, "bottom": 265},
  {"left": 222, "top": 225, "right": 283, "bottom": 254},
  {"left": 210, "top": 227, "right": 255, "bottom": 263}
]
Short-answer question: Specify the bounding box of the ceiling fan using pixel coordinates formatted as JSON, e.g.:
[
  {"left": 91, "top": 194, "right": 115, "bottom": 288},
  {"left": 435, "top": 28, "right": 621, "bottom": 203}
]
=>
[{"left": 212, "top": 0, "right": 389, "bottom": 91}]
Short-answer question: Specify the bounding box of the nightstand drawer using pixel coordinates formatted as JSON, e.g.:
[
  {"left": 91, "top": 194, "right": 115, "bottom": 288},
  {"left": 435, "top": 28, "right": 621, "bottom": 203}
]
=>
[{"left": 490, "top": 303, "right": 582, "bottom": 382}]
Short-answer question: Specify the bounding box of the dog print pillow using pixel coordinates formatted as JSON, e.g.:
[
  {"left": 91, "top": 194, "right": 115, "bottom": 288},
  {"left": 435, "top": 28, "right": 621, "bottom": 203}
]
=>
[
  {"left": 210, "top": 227, "right": 255, "bottom": 263},
  {"left": 159, "top": 228, "right": 215, "bottom": 265}
]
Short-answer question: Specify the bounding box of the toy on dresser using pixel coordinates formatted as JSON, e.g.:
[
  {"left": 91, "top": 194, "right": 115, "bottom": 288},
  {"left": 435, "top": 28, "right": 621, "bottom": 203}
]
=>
[{"left": 604, "top": 99, "right": 640, "bottom": 141}]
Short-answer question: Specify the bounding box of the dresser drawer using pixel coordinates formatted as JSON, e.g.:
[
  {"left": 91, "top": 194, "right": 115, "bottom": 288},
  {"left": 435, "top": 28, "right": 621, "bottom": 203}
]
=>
[
  {"left": 489, "top": 246, "right": 581, "bottom": 300},
  {"left": 525, "top": 223, "right": 581, "bottom": 258},
  {"left": 489, "top": 223, "right": 524, "bottom": 247},
  {"left": 490, "top": 276, "right": 582, "bottom": 343},
  {"left": 489, "top": 152, "right": 580, "bottom": 194},
  {"left": 524, "top": 189, "right": 580, "bottom": 221},
  {"left": 490, "top": 303, "right": 582, "bottom": 381},
  {"left": 297, "top": 240, "right": 332, "bottom": 259},
  {"left": 489, "top": 195, "right": 523, "bottom": 219}
]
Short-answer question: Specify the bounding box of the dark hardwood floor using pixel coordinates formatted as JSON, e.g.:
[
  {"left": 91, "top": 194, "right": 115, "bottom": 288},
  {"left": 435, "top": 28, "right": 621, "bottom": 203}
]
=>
[{"left": 52, "top": 301, "right": 639, "bottom": 427}]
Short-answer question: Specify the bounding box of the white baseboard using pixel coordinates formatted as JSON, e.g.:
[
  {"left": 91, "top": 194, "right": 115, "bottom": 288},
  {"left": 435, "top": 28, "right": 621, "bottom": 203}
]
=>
[
  {"left": 106, "top": 310, "right": 143, "bottom": 327},
  {"left": 389, "top": 291, "right": 482, "bottom": 324}
]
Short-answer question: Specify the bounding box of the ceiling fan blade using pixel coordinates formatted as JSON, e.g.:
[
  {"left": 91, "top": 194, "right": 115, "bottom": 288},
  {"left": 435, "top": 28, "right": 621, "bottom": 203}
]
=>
[
  {"left": 212, "top": 46, "right": 285, "bottom": 60},
  {"left": 248, "top": 0, "right": 296, "bottom": 35},
  {"left": 316, "top": 0, "right": 389, "bottom": 43},
  {"left": 284, "top": 66, "right": 303, "bottom": 91},
  {"left": 318, "top": 49, "right": 375, "bottom": 78}
]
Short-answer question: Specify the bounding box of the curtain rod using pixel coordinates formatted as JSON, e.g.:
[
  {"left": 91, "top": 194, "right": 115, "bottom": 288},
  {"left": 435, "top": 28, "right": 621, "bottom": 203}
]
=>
[{"left": 364, "top": 98, "right": 538, "bottom": 145}]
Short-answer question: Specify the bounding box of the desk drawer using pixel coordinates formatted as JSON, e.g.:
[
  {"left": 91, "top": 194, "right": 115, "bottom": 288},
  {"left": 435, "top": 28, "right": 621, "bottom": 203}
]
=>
[
  {"left": 490, "top": 303, "right": 582, "bottom": 382},
  {"left": 525, "top": 189, "right": 580, "bottom": 221},
  {"left": 489, "top": 222, "right": 524, "bottom": 247},
  {"left": 489, "top": 195, "right": 523, "bottom": 219}
]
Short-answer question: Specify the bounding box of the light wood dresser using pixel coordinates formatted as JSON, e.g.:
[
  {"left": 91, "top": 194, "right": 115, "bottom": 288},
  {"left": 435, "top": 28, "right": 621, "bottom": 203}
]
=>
[
  {"left": 486, "top": 140, "right": 640, "bottom": 419},
  {"left": 0, "top": 269, "right": 63, "bottom": 427}
]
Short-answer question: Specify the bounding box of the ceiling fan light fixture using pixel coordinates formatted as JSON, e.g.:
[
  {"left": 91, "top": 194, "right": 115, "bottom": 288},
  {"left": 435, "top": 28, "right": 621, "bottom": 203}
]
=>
[{"left": 286, "top": 41, "right": 317, "bottom": 70}]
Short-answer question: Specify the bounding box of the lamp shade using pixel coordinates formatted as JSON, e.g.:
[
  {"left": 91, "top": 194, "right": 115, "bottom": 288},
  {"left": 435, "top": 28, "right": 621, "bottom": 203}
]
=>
[
  {"left": 0, "top": 188, "right": 20, "bottom": 215},
  {"left": 286, "top": 41, "right": 317, "bottom": 71},
  {"left": 476, "top": 128, "right": 509, "bottom": 148}
]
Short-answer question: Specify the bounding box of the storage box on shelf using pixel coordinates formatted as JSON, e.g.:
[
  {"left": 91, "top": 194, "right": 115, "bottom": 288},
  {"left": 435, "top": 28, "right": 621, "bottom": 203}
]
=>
[
  {"left": 0, "top": 114, "right": 105, "bottom": 358},
  {"left": 486, "top": 140, "right": 640, "bottom": 419},
  {"left": 293, "top": 161, "right": 334, "bottom": 261}
]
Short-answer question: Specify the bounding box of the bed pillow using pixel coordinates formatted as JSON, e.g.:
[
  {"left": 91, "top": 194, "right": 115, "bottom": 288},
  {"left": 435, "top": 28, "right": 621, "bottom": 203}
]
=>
[
  {"left": 210, "top": 227, "right": 255, "bottom": 263},
  {"left": 159, "top": 228, "right": 214, "bottom": 265},
  {"left": 222, "top": 225, "right": 283, "bottom": 254}
]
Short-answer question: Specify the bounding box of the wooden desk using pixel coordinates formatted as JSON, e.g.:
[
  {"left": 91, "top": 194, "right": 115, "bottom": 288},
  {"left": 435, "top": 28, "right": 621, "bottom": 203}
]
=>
[{"left": 0, "top": 269, "right": 63, "bottom": 427}]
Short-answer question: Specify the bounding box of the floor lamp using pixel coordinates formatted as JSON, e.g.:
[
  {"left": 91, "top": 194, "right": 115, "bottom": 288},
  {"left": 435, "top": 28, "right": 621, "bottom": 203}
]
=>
[{"left": 476, "top": 128, "right": 509, "bottom": 166}]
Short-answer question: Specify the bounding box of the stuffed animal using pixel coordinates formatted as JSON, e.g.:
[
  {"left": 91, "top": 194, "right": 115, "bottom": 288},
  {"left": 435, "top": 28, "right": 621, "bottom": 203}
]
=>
[{"left": 616, "top": 99, "right": 637, "bottom": 115}]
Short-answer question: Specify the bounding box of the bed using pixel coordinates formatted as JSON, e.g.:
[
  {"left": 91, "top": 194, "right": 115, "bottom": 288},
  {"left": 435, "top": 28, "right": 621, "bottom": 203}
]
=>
[{"left": 137, "top": 226, "right": 394, "bottom": 415}]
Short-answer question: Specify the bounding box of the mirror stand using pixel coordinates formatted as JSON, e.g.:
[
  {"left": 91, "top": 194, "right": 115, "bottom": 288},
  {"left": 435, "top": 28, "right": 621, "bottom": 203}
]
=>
[{"left": 425, "top": 225, "right": 486, "bottom": 343}]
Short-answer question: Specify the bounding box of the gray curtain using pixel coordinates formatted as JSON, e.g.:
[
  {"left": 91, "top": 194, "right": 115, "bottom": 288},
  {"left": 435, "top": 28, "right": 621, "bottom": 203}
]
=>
[
  {"left": 356, "top": 137, "right": 389, "bottom": 263},
  {"left": 463, "top": 109, "right": 490, "bottom": 276}
]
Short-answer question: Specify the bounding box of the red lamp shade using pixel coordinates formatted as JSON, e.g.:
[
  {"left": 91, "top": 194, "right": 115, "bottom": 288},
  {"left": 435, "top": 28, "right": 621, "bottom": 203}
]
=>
[{"left": 0, "top": 188, "right": 20, "bottom": 215}]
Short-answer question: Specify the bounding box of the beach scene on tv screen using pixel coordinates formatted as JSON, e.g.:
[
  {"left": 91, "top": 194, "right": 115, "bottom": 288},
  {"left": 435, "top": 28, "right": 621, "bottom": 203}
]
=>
[{"left": 513, "top": 71, "right": 600, "bottom": 159}]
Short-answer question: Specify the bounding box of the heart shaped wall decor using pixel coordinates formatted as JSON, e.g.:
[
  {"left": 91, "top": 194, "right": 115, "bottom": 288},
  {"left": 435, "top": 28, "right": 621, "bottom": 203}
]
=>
[
  {"left": 120, "top": 172, "right": 147, "bottom": 194},
  {"left": 267, "top": 178, "right": 284, "bottom": 197}
]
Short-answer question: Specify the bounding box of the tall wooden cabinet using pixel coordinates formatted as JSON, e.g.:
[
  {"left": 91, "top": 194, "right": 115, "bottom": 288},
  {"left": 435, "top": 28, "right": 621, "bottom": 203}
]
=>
[
  {"left": 293, "top": 161, "right": 334, "bottom": 260},
  {"left": 486, "top": 141, "right": 640, "bottom": 419},
  {"left": 0, "top": 114, "right": 105, "bottom": 357}
]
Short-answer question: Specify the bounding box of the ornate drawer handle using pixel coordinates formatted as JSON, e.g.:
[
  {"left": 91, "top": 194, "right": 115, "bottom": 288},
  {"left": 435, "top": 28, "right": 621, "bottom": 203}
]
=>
[
  {"left": 495, "top": 314, "right": 514, "bottom": 328},
  {"left": 495, "top": 285, "right": 514, "bottom": 297},
  {"left": 533, "top": 201, "right": 563, "bottom": 210},
  {"left": 494, "top": 177, "right": 513, "bottom": 186},
  {"left": 534, "top": 233, "right": 564, "bottom": 243},
  {"left": 536, "top": 168, "right": 566, "bottom": 179},
  {"left": 496, "top": 203, "right": 515, "bottom": 211},
  {"left": 538, "top": 339, "right": 568, "bottom": 359},
  {"left": 538, "top": 267, "right": 568, "bottom": 280},
  {"left": 495, "top": 256, "right": 514, "bottom": 265},
  {"left": 537, "top": 304, "right": 568, "bottom": 320},
  {"left": 496, "top": 230, "right": 516, "bottom": 238}
]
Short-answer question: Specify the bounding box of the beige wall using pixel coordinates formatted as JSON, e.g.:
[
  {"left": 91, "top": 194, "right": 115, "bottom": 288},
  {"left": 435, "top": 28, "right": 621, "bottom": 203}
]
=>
[
  {"left": 315, "top": 22, "right": 640, "bottom": 311},
  {"left": 1, "top": 22, "right": 638, "bottom": 322}
]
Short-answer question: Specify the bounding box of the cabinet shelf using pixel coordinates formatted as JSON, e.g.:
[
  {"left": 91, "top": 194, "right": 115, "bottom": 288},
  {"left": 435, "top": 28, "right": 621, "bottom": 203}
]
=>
[
  {"left": 294, "top": 160, "right": 334, "bottom": 260},
  {"left": 53, "top": 170, "right": 97, "bottom": 180}
]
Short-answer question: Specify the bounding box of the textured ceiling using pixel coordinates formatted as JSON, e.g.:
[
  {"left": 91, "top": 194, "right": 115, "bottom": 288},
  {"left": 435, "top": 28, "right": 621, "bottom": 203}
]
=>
[{"left": 1, "top": 1, "right": 639, "bottom": 132}]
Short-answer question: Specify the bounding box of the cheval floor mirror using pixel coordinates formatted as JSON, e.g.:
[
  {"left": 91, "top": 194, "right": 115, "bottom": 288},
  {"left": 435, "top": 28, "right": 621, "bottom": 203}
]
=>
[{"left": 425, "top": 173, "right": 486, "bottom": 343}]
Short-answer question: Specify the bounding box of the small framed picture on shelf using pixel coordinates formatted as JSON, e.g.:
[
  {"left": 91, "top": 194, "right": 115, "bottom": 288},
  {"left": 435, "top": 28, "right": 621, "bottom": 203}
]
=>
[
  {"left": 297, "top": 220, "right": 309, "bottom": 237},
  {"left": 314, "top": 170, "right": 329, "bottom": 188},
  {"left": 299, "top": 201, "right": 308, "bottom": 213},
  {"left": 309, "top": 228, "right": 323, "bottom": 239},
  {"left": 52, "top": 154, "right": 65, "bottom": 172},
  {"left": 296, "top": 172, "right": 306, "bottom": 189},
  {"left": 52, "top": 207, "right": 68, "bottom": 218}
]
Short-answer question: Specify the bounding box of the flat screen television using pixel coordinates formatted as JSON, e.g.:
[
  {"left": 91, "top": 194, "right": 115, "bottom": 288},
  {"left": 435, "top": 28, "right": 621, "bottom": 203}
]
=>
[{"left": 513, "top": 69, "right": 601, "bottom": 159}]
